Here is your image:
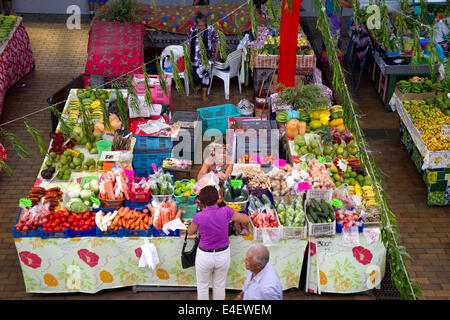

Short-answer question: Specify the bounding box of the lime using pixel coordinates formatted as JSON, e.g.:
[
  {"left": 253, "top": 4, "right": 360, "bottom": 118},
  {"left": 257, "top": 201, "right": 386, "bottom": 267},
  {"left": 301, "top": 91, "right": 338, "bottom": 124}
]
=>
[
  {"left": 334, "top": 181, "right": 342, "bottom": 187},
  {"left": 330, "top": 165, "right": 338, "bottom": 173},
  {"left": 89, "top": 165, "right": 96, "bottom": 171},
  {"left": 333, "top": 173, "right": 341, "bottom": 181},
  {"left": 45, "top": 160, "right": 54, "bottom": 167},
  {"left": 343, "top": 173, "right": 350, "bottom": 179},
  {"left": 90, "top": 147, "right": 98, "bottom": 153},
  {"left": 349, "top": 178, "right": 356, "bottom": 186},
  {"left": 350, "top": 171, "right": 357, "bottom": 178}
]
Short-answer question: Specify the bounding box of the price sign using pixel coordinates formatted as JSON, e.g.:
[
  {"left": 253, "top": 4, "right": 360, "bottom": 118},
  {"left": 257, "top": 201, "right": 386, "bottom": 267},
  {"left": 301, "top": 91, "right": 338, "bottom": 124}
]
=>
[
  {"left": 90, "top": 197, "right": 101, "bottom": 206},
  {"left": 19, "top": 198, "right": 32, "bottom": 208},
  {"left": 297, "top": 182, "right": 311, "bottom": 191},
  {"left": 441, "top": 125, "right": 450, "bottom": 138},
  {"left": 317, "top": 156, "right": 326, "bottom": 163},
  {"left": 230, "top": 180, "right": 243, "bottom": 187},
  {"left": 331, "top": 198, "right": 343, "bottom": 208}
]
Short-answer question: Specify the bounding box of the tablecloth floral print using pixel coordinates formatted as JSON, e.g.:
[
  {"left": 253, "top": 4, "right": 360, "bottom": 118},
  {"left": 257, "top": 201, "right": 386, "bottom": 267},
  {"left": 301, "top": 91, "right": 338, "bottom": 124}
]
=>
[{"left": 14, "top": 236, "right": 307, "bottom": 293}]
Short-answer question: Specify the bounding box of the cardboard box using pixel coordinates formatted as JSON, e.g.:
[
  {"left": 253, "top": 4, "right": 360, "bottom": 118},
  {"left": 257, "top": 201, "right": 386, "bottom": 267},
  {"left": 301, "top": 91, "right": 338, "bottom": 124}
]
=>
[{"left": 268, "top": 74, "right": 305, "bottom": 94}]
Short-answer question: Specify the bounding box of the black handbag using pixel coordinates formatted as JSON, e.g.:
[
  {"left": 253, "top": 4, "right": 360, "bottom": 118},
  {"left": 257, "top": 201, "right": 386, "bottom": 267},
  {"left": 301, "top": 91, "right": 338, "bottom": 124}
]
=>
[{"left": 181, "top": 232, "right": 199, "bottom": 269}]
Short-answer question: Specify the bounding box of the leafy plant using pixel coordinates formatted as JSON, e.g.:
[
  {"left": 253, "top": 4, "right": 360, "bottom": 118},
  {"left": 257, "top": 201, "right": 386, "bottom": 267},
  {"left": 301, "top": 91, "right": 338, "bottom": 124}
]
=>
[
  {"left": 277, "top": 84, "right": 329, "bottom": 112},
  {"left": 100, "top": 0, "right": 141, "bottom": 23}
]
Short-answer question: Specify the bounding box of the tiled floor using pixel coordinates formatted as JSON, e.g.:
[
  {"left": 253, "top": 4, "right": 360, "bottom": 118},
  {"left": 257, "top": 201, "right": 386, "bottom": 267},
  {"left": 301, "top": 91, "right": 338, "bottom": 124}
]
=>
[{"left": 0, "top": 15, "right": 448, "bottom": 300}]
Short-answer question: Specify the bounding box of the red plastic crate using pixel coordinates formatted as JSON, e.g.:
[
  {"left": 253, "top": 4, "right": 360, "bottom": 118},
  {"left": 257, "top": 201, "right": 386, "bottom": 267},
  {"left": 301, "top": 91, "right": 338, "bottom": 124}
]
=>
[
  {"left": 128, "top": 116, "right": 168, "bottom": 136},
  {"left": 129, "top": 177, "right": 152, "bottom": 202}
]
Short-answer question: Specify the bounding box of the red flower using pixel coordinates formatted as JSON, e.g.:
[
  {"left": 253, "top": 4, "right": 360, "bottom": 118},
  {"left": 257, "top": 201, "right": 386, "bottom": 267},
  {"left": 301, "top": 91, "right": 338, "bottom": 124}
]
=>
[
  {"left": 135, "top": 248, "right": 142, "bottom": 259},
  {"left": 352, "top": 246, "right": 373, "bottom": 265},
  {"left": 19, "top": 251, "right": 41, "bottom": 269},
  {"left": 309, "top": 242, "right": 316, "bottom": 257},
  {"left": 77, "top": 249, "right": 99, "bottom": 267}
]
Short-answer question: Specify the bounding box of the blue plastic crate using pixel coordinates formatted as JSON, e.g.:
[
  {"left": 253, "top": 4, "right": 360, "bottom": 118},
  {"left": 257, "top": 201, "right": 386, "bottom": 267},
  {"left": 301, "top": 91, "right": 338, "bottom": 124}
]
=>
[
  {"left": 96, "top": 226, "right": 124, "bottom": 237},
  {"left": 68, "top": 226, "right": 96, "bottom": 238},
  {"left": 197, "top": 104, "right": 240, "bottom": 136},
  {"left": 124, "top": 199, "right": 151, "bottom": 211},
  {"left": 133, "top": 135, "right": 173, "bottom": 154},
  {"left": 152, "top": 227, "right": 180, "bottom": 237},
  {"left": 123, "top": 227, "right": 151, "bottom": 237},
  {"left": 41, "top": 228, "right": 69, "bottom": 239},
  {"left": 134, "top": 168, "right": 154, "bottom": 178},
  {"left": 12, "top": 211, "right": 42, "bottom": 238},
  {"left": 132, "top": 152, "right": 172, "bottom": 169}
]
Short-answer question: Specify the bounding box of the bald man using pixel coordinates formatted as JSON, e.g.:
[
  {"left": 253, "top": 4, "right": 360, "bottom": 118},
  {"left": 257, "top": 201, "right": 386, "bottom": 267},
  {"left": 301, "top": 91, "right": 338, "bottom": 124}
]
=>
[{"left": 234, "top": 244, "right": 283, "bottom": 300}]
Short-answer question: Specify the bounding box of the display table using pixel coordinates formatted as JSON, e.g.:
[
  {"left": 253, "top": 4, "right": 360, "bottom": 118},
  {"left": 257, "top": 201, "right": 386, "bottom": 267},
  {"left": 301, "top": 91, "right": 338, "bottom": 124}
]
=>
[
  {"left": 306, "top": 228, "right": 386, "bottom": 294},
  {"left": 14, "top": 236, "right": 307, "bottom": 294},
  {"left": 0, "top": 16, "right": 35, "bottom": 115},
  {"left": 84, "top": 21, "right": 145, "bottom": 87},
  {"left": 396, "top": 100, "right": 450, "bottom": 206}
]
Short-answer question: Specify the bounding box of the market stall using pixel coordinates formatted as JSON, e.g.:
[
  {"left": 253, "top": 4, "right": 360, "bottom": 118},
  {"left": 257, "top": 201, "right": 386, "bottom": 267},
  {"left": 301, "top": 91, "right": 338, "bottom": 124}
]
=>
[
  {"left": 0, "top": 15, "right": 35, "bottom": 115},
  {"left": 84, "top": 21, "right": 145, "bottom": 87}
]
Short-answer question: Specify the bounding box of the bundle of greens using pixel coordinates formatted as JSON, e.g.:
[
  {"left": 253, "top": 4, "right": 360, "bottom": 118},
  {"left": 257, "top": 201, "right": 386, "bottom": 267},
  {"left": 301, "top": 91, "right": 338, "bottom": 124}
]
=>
[{"left": 277, "top": 84, "right": 330, "bottom": 112}]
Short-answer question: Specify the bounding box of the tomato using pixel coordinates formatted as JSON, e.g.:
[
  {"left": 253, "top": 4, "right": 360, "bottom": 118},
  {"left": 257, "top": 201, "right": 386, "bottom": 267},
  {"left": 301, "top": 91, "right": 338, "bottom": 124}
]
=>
[
  {"left": 47, "top": 228, "right": 53, "bottom": 232},
  {"left": 77, "top": 213, "right": 83, "bottom": 220},
  {"left": 64, "top": 222, "right": 70, "bottom": 228},
  {"left": 83, "top": 212, "right": 90, "bottom": 220},
  {"left": 54, "top": 218, "right": 60, "bottom": 225},
  {"left": 54, "top": 227, "right": 60, "bottom": 231},
  {"left": 51, "top": 222, "right": 57, "bottom": 228},
  {"left": 54, "top": 212, "right": 60, "bottom": 219},
  {"left": 68, "top": 217, "right": 74, "bottom": 223}
]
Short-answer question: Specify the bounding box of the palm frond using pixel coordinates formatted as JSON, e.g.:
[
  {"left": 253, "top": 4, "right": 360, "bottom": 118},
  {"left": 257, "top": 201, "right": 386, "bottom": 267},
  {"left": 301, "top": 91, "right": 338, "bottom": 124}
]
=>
[{"left": 23, "top": 117, "right": 47, "bottom": 155}]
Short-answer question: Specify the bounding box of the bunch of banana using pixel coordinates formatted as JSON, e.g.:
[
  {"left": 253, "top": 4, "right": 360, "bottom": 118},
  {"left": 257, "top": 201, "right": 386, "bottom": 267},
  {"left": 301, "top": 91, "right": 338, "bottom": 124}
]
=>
[
  {"left": 411, "top": 76, "right": 424, "bottom": 83},
  {"left": 363, "top": 186, "right": 377, "bottom": 207},
  {"left": 89, "top": 100, "right": 103, "bottom": 119},
  {"left": 67, "top": 99, "right": 80, "bottom": 120}
]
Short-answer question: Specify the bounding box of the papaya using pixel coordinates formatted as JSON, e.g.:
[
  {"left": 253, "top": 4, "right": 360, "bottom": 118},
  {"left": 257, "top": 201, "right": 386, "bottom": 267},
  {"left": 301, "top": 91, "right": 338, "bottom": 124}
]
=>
[{"left": 309, "top": 120, "right": 322, "bottom": 130}]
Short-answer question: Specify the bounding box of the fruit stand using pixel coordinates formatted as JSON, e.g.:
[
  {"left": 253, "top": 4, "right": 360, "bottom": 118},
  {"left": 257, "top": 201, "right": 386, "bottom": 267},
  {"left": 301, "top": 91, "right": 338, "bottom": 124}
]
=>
[
  {"left": 396, "top": 96, "right": 450, "bottom": 205},
  {"left": 0, "top": 15, "right": 35, "bottom": 115}
]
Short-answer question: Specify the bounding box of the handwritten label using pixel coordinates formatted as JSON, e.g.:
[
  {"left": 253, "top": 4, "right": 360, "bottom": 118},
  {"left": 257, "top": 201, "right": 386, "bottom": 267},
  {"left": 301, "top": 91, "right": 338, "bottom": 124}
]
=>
[
  {"left": 331, "top": 198, "right": 343, "bottom": 208},
  {"left": 19, "top": 198, "right": 32, "bottom": 208},
  {"left": 317, "top": 156, "right": 326, "bottom": 163},
  {"left": 297, "top": 182, "right": 311, "bottom": 191},
  {"left": 441, "top": 125, "right": 450, "bottom": 138},
  {"left": 230, "top": 180, "right": 243, "bottom": 187},
  {"left": 273, "top": 159, "right": 286, "bottom": 167},
  {"left": 90, "top": 197, "right": 101, "bottom": 206},
  {"left": 301, "top": 161, "right": 308, "bottom": 171}
]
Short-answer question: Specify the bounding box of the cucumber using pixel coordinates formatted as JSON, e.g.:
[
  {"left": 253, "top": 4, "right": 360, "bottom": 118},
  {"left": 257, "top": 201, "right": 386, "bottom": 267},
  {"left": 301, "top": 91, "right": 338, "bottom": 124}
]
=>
[
  {"left": 261, "top": 194, "right": 271, "bottom": 206},
  {"left": 317, "top": 210, "right": 329, "bottom": 219},
  {"left": 310, "top": 211, "right": 318, "bottom": 223},
  {"left": 307, "top": 206, "right": 314, "bottom": 215},
  {"left": 311, "top": 199, "right": 322, "bottom": 212},
  {"left": 319, "top": 199, "right": 329, "bottom": 215},
  {"left": 240, "top": 185, "right": 249, "bottom": 200}
]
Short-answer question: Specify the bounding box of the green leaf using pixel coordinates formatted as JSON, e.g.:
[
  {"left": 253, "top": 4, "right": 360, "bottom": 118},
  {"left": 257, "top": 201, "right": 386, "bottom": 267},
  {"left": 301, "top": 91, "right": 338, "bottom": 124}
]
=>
[
  {"left": 0, "top": 127, "right": 33, "bottom": 159},
  {"left": 169, "top": 50, "right": 185, "bottom": 94},
  {"left": 0, "top": 159, "right": 12, "bottom": 176},
  {"left": 181, "top": 43, "right": 194, "bottom": 90},
  {"left": 156, "top": 57, "right": 168, "bottom": 96},
  {"left": 23, "top": 117, "right": 47, "bottom": 155}
]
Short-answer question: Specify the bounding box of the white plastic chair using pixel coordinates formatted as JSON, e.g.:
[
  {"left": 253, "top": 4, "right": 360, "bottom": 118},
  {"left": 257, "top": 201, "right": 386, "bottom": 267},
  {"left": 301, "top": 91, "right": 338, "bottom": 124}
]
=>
[
  {"left": 208, "top": 49, "right": 243, "bottom": 100},
  {"left": 160, "top": 45, "right": 190, "bottom": 96}
]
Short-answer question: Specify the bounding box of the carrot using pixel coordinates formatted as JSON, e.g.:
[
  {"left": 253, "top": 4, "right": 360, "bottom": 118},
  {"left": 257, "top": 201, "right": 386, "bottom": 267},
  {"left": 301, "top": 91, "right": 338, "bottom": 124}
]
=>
[
  {"left": 105, "top": 180, "right": 115, "bottom": 200},
  {"left": 112, "top": 214, "right": 120, "bottom": 226},
  {"left": 139, "top": 221, "right": 144, "bottom": 230},
  {"left": 119, "top": 175, "right": 130, "bottom": 200},
  {"left": 170, "top": 202, "right": 177, "bottom": 220},
  {"left": 117, "top": 207, "right": 124, "bottom": 216},
  {"left": 148, "top": 216, "right": 153, "bottom": 226},
  {"left": 175, "top": 209, "right": 182, "bottom": 220},
  {"left": 118, "top": 218, "right": 123, "bottom": 228},
  {"left": 120, "top": 207, "right": 129, "bottom": 217},
  {"left": 143, "top": 222, "right": 149, "bottom": 230},
  {"left": 147, "top": 204, "right": 155, "bottom": 216},
  {"left": 144, "top": 215, "right": 149, "bottom": 224},
  {"left": 143, "top": 209, "right": 149, "bottom": 214}
]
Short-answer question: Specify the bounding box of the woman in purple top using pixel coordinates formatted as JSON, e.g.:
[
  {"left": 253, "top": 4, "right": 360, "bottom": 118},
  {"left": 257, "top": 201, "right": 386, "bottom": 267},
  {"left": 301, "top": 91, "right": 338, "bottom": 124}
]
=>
[{"left": 188, "top": 185, "right": 250, "bottom": 300}]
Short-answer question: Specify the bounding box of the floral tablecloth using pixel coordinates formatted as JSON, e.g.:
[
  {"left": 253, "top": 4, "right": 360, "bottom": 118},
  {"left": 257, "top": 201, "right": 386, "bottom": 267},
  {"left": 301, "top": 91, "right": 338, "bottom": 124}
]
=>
[
  {"left": 85, "top": 22, "right": 145, "bottom": 80},
  {"left": 14, "top": 236, "right": 307, "bottom": 293},
  {"left": 306, "top": 228, "right": 386, "bottom": 294},
  {"left": 0, "top": 16, "right": 35, "bottom": 115}
]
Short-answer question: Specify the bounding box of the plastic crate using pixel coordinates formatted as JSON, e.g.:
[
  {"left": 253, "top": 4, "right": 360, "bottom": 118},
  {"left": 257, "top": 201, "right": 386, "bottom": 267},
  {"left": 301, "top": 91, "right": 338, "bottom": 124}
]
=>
[
  {"left": 173, "top": 179, "right": 197, "bottom": 204},
  {"left": 249, "top": 213, "right": 282, "bottom": 242},
  {"left": 134, "top": 168, "right": 154, "bottom": 178},
  {"left": 129, "top": 177, "right": 152, "bottom": 202},
  {"left": 96, "top": 226, "right": 124, "bottom": 237},
  {"left": 68, "top": 226, "right": 96, "bottom": 238},
  {"left": 306, "top": 188, "right": 333, "bottom": 202},
  {"left": 12, "top": 211, "right": 42, "bottom": 238},
  {"left": 179, "top": 203, "right": 199, "bottom": 220},
  {"left": 152, "top": 227, "right": 180, "bottom": 237},
  {"left": 198, "top": 104, "right": 241, "bottom": 136},
  {"left": 152, "top": 194, "right": 173, "bottom": 203},
  {"left": 132, "top": 152, "right": 172, "bottom": 169},
  {"left": 233, "top": 119, "right": 277, "bottom": 131},
  {"left": 172, "top": 111, "right": 200, "bottom": 128},
  {"left": 123, "top": 227, "right": 151, "bottom": 237},
  {"left": 282, "top": 225, "right": 307, "bottom": 239},
  {"left": 41, "top": 228, "right": 69, "bottom": 239},
  {"left": 304, "top": 199, "right": 336, "bottom": 237},
  {"left": 132, "top": 135, "right": 173, "bottom": 154},
  {"left": 124, "top": 199, "right": 151, "bottom": 211}
]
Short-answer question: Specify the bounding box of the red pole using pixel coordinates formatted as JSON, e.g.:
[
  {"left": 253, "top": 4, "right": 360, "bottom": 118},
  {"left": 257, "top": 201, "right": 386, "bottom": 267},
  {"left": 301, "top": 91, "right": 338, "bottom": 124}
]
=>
[{"left": 278, "top": 0, "right": 303, "bottom": 88}]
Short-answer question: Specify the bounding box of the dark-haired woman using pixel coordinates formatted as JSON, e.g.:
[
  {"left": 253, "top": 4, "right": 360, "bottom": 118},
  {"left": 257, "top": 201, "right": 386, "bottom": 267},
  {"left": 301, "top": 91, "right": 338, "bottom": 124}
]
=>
[
  {"left": 192, "top": 0, "right": 209, "bottom": 5},
  {"left": 188, "top": 186, "right": 250, "bottom": 300},
  {"left": 187, "top": 12, "right": 219, "bottom": 102}
]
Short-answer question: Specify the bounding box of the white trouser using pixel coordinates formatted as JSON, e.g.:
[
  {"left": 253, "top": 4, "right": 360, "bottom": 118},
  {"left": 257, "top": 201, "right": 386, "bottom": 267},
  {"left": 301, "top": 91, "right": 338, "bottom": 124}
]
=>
[{"left": 195, "top": 247, "right": 230, "bottom": 300}]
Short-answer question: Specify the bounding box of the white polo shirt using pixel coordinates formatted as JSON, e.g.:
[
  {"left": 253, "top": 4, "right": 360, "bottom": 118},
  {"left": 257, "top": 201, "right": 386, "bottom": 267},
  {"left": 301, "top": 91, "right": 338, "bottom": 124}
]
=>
[{"left": 242, "top": 262, "right": 283, "bottom": 300}]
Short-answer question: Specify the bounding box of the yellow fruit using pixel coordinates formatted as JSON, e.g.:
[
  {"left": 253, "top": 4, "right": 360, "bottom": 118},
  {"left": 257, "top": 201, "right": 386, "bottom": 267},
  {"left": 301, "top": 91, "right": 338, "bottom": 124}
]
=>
[{"left": 330, "top": 119, "right": 344, "bottom": 127}]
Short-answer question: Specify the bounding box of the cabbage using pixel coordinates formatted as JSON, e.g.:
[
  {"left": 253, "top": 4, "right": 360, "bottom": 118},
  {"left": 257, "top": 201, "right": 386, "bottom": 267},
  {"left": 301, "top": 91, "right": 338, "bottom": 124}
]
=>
[
  {"left": 83, "top": 183, "right": 91, "bottom": 191},
  {"left": 90, "top": 179, "right": 99, "bottom": 193},
  {"left": 84, "top": 200, "right": 91, "bottom": 207},
  {"left": 92, "top": 202, "right": 100, "bottom": 209},
  {"left": 80, "top": 190, "right": 94, "bottom": 200},
  {"left": 67, "top": 185, "right": 81, "bottom": 198},
  {"left": 67, "top": 198, "right": 82, "bottom": 208},
  {"left": 70, "top": 201, "right": 88, "bottom": 213}
]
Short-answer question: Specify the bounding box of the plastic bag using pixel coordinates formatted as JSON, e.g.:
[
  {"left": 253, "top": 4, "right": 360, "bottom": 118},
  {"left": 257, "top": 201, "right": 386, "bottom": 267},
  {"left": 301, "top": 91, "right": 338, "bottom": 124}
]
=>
[
  {"left": 332, "top": 184, "right": 355, "bottom": 209},
  {"left": 193, "top": 171, "right": 220, "bottom": 195}
]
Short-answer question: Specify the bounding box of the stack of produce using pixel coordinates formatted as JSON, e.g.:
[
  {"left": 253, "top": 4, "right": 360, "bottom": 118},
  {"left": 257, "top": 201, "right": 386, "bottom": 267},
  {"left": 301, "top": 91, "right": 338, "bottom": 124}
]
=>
[
  {"left": 0, "top": 15, "right": 16, "bottom": 41},
  {"left": 26, "top": 186, "right": 62, "bottom": 210},
  {"left": 362, "top": 186, "right": 377, "bottom": 207},
  {"left": 305, "top": 199, "right": 335, "bottom": 224},
  {"left": 249, "top": 195, "right": 278, "bottom": 228},
  {"left": 66, "top": 179, "right": 100, "bottom": 212},
  {"left": 66, "top": 99, "right": 81, "bottom": 120},
  {"left": 276, "top": 198, "right": 306, "bottom": 227},
  {"left": 223, "top": 174, "right": 249, "bottom": 203},
  {"left": 129, "top": 178, "right": 152, "bottom": 197},
  {"left": 174, "top": 179, "right": 197, "bottom": 197},
  {"left": 306, "top": 159, "right": 335, "bottom": 190},
  {"left": 334, "top": 207, "right": 360, "bottom": 229},
  {"left": 360, "top": 206, "right": 381, "bottom": 224},
  {"left": 239, "top": 166, "right": 271, "bottom": 191},
  {"left": 150, "top": 172, "right": 174, "bottom": 196},
  {"left": 49, "top": 132, "right": 75, "bottom": 155},
  {"left": 42, "top": 209, "right": 95, "bottom": 232},
  {"left": 148, "top": 200, "right": 181, "bottom": 230},
  {"left": 42, "top": 150, "right": 87, "bottom": 181},
  {"left": 432, "top": 95, "right": 450, "bottom": 117},
  {"left": 328, "top": 105, "right": 345, "bottom": 131},
  {"left": 15, "top": 202, "right": 52, "bottom": 232},
  {"left": 396, "top": 77, "right": 435, "bottom": 94},
  {"left": 98, "top": 170, "right": 130, "bottom": 201},
  {"left": 403, "top": 99, "right": 450, "bottom": 151},
  {"left": 96, "top": 207, "right": 152, "bottom": 232},
  {"left": 268, "top": 164, "right": 303, "bottom": 201}
]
